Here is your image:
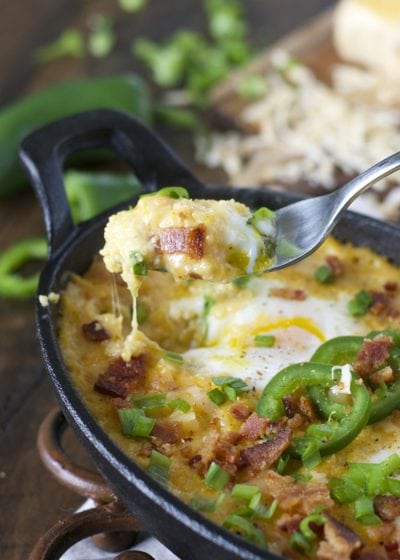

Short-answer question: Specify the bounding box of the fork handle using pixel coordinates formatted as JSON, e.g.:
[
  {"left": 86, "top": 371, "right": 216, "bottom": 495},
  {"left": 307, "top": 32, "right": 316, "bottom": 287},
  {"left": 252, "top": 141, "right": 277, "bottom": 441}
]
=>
[{"left": 332, "top": 150, "right": 400, "bottom": 212}]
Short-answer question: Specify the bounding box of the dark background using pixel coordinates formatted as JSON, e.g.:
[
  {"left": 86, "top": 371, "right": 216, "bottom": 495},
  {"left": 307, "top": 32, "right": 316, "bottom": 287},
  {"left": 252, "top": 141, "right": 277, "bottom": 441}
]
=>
[{"left": 0, "top": 1, "right": 334, "bottom": 558}]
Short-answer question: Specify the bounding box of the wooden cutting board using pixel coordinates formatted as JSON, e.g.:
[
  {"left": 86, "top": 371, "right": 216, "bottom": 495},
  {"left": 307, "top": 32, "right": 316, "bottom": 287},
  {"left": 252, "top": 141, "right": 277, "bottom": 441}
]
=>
[{"left": 211, "top": 8, "right": 338, "bottom": 130}]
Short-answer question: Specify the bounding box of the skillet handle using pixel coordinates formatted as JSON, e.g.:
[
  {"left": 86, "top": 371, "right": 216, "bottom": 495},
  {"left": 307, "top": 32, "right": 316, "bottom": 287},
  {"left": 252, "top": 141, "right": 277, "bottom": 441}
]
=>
[{"left": 19, "top": 108, "right": 204, "bottom": 256}]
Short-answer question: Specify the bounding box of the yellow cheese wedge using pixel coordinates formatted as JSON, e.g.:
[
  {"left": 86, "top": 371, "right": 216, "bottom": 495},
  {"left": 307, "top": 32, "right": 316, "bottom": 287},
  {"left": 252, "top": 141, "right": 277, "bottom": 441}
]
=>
[{"left": 334, "top": 0, "right": 400, "bottom": 78}]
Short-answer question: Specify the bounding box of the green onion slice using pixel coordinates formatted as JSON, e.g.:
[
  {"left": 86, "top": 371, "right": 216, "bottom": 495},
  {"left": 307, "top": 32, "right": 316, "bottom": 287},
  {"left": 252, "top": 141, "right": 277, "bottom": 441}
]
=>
[
  {"left": 223, "top": 514, "right": 266, "bottom": 548},
  {"left": 147, "top": 450, "right": 171, "bottom": 486},
  {"left": 254, "top": 334, "right": 275, "bottom": 348},
  {"left": 129, "top": 251, "right": 148, "bottom": 276},
  {"left": 205, "top": 461, "right": 230, "bottom": 491},
  {"left": 118, "top": 407, "right": 155, "bottom": 437}
]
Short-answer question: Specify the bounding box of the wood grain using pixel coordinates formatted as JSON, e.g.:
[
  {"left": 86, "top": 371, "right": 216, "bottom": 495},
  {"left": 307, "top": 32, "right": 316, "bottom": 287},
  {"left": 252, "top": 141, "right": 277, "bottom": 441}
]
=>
[{"left": 0, "top": 1, "right": 335, "bottom": 558}]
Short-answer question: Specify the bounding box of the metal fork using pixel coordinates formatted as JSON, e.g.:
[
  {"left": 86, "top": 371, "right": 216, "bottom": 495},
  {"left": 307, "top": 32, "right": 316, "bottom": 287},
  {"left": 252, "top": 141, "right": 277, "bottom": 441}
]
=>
[{"left": 269, "top": 151, "right": 400, "bottom": 271}]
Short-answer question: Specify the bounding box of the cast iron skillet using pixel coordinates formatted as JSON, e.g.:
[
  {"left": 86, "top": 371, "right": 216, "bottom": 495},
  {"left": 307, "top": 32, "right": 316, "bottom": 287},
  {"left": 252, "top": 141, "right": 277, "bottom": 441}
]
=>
[{"left": 20, "top": 108, "right": 400, "bottom": 560}]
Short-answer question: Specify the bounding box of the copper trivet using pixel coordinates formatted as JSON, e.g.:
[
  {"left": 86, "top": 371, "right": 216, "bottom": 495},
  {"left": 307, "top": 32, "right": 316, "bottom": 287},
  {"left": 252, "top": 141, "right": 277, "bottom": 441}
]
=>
[{"left": 30, "top": 408, "right": 154, "bottom": 560}]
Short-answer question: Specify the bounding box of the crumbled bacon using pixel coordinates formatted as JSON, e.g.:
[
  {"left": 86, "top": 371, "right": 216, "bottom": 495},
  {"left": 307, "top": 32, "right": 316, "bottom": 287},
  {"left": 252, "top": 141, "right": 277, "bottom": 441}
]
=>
[
  {"left": 239, "top": 428, "right": 291, "bottom": 473},
  {"left": 94, "top": 355, "right": 146, "bottom": 398},
  {"left": 325, "top": 255, "right": 344, "bottom": 278},
  {"left": 276, "top": 513, "right": 302, "bottom": 533},
  {"left": 230, "top": 402, "right": 252, "bottom": 420},
  {"left": 112, "top": 398, "right": 132, "bottom": 409},
  {"left": 369, "top": 366, "right": 395, "bottom": 385},
  {"left": 317, "top": 515, "right": 363, "bottom": 560},
  {"left": 384, "top": 282, "right": 398, "bottom": 293},
  {"left": 188, "top": 454, "right": 202, "bottom": 467},
  {"left": 152, "top": 421, "right": 180, "bottom": 444},
  {"left": 369, "top": 291, "right": 394, "bottom": 316},
  {"left": 355, "top": 546, "right": 390, "bottom": 560},
  {"left": 270, "top": 287, "right": 307, "bottom": 300},
  {"left": 353, "top": 335, "right": 393, "bottom": 378},
  {"left": 239, "top": 413, "right": 270, "bottom": 440},
  {"left": 82, "top": 320, "right": 110, "bottom": 341},
  {"left": 298, "top": 395, "right": 317, "bottom": 421},
  {"left": 282, "top": 396, "right": 296, "bottom": 418},
  {"left": 374, "top": 495, "right": 400, "bottom": 522},
  {"left": 253, "top": 470, "right": 334, "bottom": 515},
  {"left": 158, "top": 225, "right": 205, "bottom": 259}
]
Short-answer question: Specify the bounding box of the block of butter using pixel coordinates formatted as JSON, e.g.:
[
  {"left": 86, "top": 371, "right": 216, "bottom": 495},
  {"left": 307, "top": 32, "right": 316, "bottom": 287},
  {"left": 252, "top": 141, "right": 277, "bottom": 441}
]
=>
[{"left": 333, "top": 0, "right": 400, "bottom": 79}]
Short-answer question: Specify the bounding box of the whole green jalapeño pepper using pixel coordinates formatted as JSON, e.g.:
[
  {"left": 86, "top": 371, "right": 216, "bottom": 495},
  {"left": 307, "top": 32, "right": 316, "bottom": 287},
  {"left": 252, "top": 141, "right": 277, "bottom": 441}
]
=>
[
  {"left": 308, "top": 331, "right": 400, "bottom": 424},
  {"left": 0, "top": 74, "right": 151, "bottom": 198},
  {"left": 256, "top": 362, "right": 371, "bottom": 458}
]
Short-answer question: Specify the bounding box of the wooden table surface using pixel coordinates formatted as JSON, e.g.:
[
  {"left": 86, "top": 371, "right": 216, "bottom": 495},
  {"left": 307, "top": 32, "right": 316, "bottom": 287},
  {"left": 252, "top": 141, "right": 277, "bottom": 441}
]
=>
[{"left": 0, "top": 1, "right": 334, "bottom": 558}]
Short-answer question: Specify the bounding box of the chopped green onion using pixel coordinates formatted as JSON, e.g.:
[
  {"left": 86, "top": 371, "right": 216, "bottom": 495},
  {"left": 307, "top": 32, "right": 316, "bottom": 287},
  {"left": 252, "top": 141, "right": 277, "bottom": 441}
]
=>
[
  {"left": 224, "top": 385, "right": 237, "bottom": 401},
  {"left": 211, "top": 376, "right": 249, "bottom": 395},
  {"left": 233, "top": 275, "right": 252, "bottom": 288},
  {"left": 238, "top": 74, "right": 267, "bottom": 100},
  {"left": 190, "top": 492, "right": 225, "bottom": 512},
  {"left": 147, "top": 450, "right": 171, "bottom": 486},
  {"left": 129, "top": 251, "right": 148, "bottom": 276},
  {"left": 276, "top": 238, "right": 300, "bottom": 258},
  {"left": 254, "top": 334, "right": 275, "bottom": 348},
  {"left": 131, "top": 393, "right": 167, "bottom": 410},
  {"left": 202, "top": 295, "right": 215, "bottom": 339},
  {"left": 291, "top": 472, "right": 312, "bottom": 483},
  {"left": 205, "top": 461, "right": 230, "bottom": 490},
  {"left": 207, "top": 388, "right": 227, "bottom": 406},
  {"left": 354, "top": 496, "right": 382, "bottom": 525},
  {"left": 247, "top": 207, "right": 275, "bottom": 226},
  {"left": 314, "top": 265, "right": 334, "bottom": 285},
  {"left": 168, "top": 397, "right": 191, "bottom": 413},
  {"left": 329, "top": 477, "right": 365, "bottom": 504},
  {"left": 165, "top": 351, "right": 184, "bottom": 364},
  {"left": 223, "top": 514, "right": 266, "bottom": 548},
  {"left": 300, "top": 438, "right": 321, "bottom": 470},
  {"left": 119, "top": 0, "right": 147, "bottom": 12},
  {"left": 137, "top": 303, "right": 148, "bottom": 325},
  {"left": 347, "top": 290, "right": 372, "bottom": 317},
  {"left": 34, "top": 29, "right": 85, "bottom": 63},
  {"left": 289, "top": 531, "right": 312, "bottom": 553},
  {"left": 276, "top": 453, "right": 290, "bottom": 474},
  {"left": 300, "top": 511, "right": 326, "bottom": 540},
  {"left": 253, "top": 499, "right": 278, "bottom": 521},
  {"left": 232, "top": 484, "right": 260, "bottom": 502},
  {"left": 142, "top": 186, "right": 189, "bottom": 199},
  {"left": 88, "top": 15, "right": 115, "bottom": 58},
  {"left": 118, "top": 407, "right": 155, "bottom": 437}
]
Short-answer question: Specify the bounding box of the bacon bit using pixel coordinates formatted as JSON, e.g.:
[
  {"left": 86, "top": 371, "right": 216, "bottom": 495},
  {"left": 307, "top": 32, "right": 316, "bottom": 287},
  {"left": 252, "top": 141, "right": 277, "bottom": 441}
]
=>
[
  {"left": 282, "top": 396, "right": 296, "bottom": 418},
  {"left": 355, "top": 546, "right": 390, "bottom": 560},
  {"left": 385, "top": 541, "right": 400, "bottom": 560},
  {"left": 354, "top": 335, "right": 393, "bottom": 378},
  {"left": 287, "top": 413, "right": 308, "bottom": 431},
  {"left": 326, "top": 255, "right": 344, "bottom": 278},
  {"left": 230, "top": 402, "right": 252, "bottom": 420},
  {"left": 213, "top": 439, "right": 240, "bottom": 475},
  {"left": 239, "top": 428, "right": 291, "bottom": 472},
  {"left": 94, "top": 355, "right": 146, "bottom": 398},
  {"left": 369, "top": 291, "right": 394, "bottom": 316},
  {"left": 374, "top": 495, "right": 400, "bottom": 522},
  {"left": 369, "top": 366, "right": 395, "bottom": 385},
  {"left": 239, "top": 413, "right": 270, "bottom": 440},
  {"left": 188, "top": 454, "right": 202, "bottom": 467},
  {"left": 189, "top": 272, "right": 203, "bottom": 279},
  {"left": 270, "top": 287, "right": 307, "bottom": 300},
  {"left": 158, "top": 225, "right": 205, "bottom": 259},
  {"left": 298, "top": 395, "right": 317, "bottom": 421},
  {"left": 276, "top": 513, "right": 302, "bottom": 533},
  {"left": 82, "top": 320, "right": 110, "bottom": 342},
  {"left": 366, "top": 523, "right": 397, "bottom": 547},
  {"left": 112, "top": 398, "right": 132, "bottom": 409},
  {"left": 152, "top": 421, "right": 180, "bottom": 444},
  {"left": 384, "top": 282, "right": 398, "bottom": 293},
  {"left": 317, "top": 515, "right": 363, "bottom": 560},
  {"left": 253, "top": 470, "right": 334, "bottom": 515}
]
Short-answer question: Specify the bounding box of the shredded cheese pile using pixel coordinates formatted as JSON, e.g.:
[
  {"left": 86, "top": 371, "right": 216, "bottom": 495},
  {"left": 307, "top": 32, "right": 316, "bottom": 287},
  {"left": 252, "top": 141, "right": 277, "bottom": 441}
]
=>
[{"left": 197, "top": 50, "right": 400, "bottom": 221}]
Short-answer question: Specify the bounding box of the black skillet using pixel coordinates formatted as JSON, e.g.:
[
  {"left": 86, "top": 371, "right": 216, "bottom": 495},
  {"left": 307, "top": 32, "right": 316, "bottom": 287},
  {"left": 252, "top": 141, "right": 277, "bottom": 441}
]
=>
[{"left": 19, "top": 108, "right": 400, "bottom": 560}]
